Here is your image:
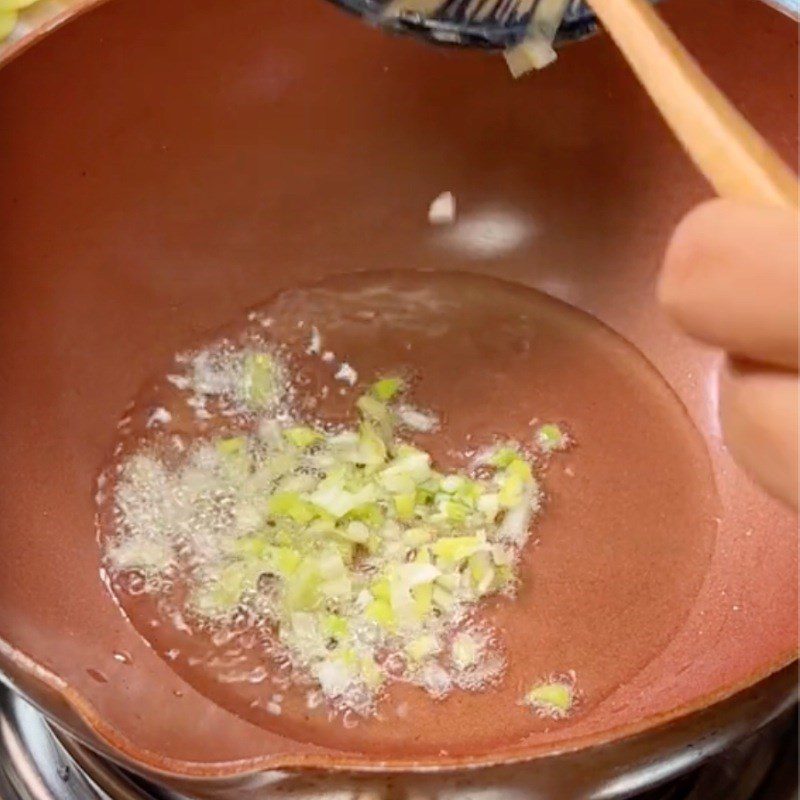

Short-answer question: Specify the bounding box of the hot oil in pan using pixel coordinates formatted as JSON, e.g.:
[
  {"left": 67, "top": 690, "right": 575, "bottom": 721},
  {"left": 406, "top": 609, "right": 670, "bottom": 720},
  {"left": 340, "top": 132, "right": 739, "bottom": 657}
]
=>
[{"left": 97, "top": 271, "right": 719, "bottom": 757}]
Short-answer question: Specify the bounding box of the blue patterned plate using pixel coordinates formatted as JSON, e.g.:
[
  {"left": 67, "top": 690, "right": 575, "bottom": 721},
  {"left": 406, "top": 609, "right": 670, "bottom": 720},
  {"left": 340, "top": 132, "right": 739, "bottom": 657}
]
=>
[{"left": 326, "top": 0, "right": 653, "bottom": 48}]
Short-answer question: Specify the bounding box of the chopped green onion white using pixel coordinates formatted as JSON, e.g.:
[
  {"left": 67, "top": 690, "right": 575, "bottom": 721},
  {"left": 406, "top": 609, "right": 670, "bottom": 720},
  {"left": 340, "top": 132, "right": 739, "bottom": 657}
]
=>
[
  {"left": 536, "top": 423, "right": 569, "bottom": 453},
  {"left": 105, "top": 344, "right": 561, "bottom": 718},
  {"left": 524, "top": 679, "right": 575, "bottom": 718}
]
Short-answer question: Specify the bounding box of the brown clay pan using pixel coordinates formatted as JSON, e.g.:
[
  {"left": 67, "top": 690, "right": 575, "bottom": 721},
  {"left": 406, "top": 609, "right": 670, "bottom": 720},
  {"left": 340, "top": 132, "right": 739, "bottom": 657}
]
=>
[{"left": 0, "top": 0, "right": 797, "bottom": 782}]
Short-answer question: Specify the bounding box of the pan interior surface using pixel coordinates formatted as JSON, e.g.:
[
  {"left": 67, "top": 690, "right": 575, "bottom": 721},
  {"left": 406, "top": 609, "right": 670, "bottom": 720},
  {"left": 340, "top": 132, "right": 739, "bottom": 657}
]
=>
[{"left": 0, "top": 0, "right": 796, "bottom": 776}]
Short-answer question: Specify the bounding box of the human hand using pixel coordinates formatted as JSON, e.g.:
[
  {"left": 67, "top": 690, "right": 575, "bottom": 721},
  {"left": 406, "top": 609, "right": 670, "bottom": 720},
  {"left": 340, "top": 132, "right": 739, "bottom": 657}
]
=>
[{"left": 658, "top": 199, "right": 799, "bottom": 508}]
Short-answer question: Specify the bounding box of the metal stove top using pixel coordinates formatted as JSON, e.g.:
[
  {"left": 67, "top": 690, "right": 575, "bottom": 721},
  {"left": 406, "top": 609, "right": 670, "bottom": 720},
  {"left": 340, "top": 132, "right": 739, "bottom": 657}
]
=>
[{"left": 0, "top": 685, "right": 796, "bottom": 800}]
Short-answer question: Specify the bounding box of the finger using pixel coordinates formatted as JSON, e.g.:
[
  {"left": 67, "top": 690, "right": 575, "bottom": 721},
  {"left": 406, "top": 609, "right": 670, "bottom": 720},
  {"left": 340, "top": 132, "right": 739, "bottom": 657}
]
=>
[
  {"left": 719, "top": 360, "right": 798, "bottom": 508},
  {"left": 658, "top": 199, "right": 799, "bottom": 369}
]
